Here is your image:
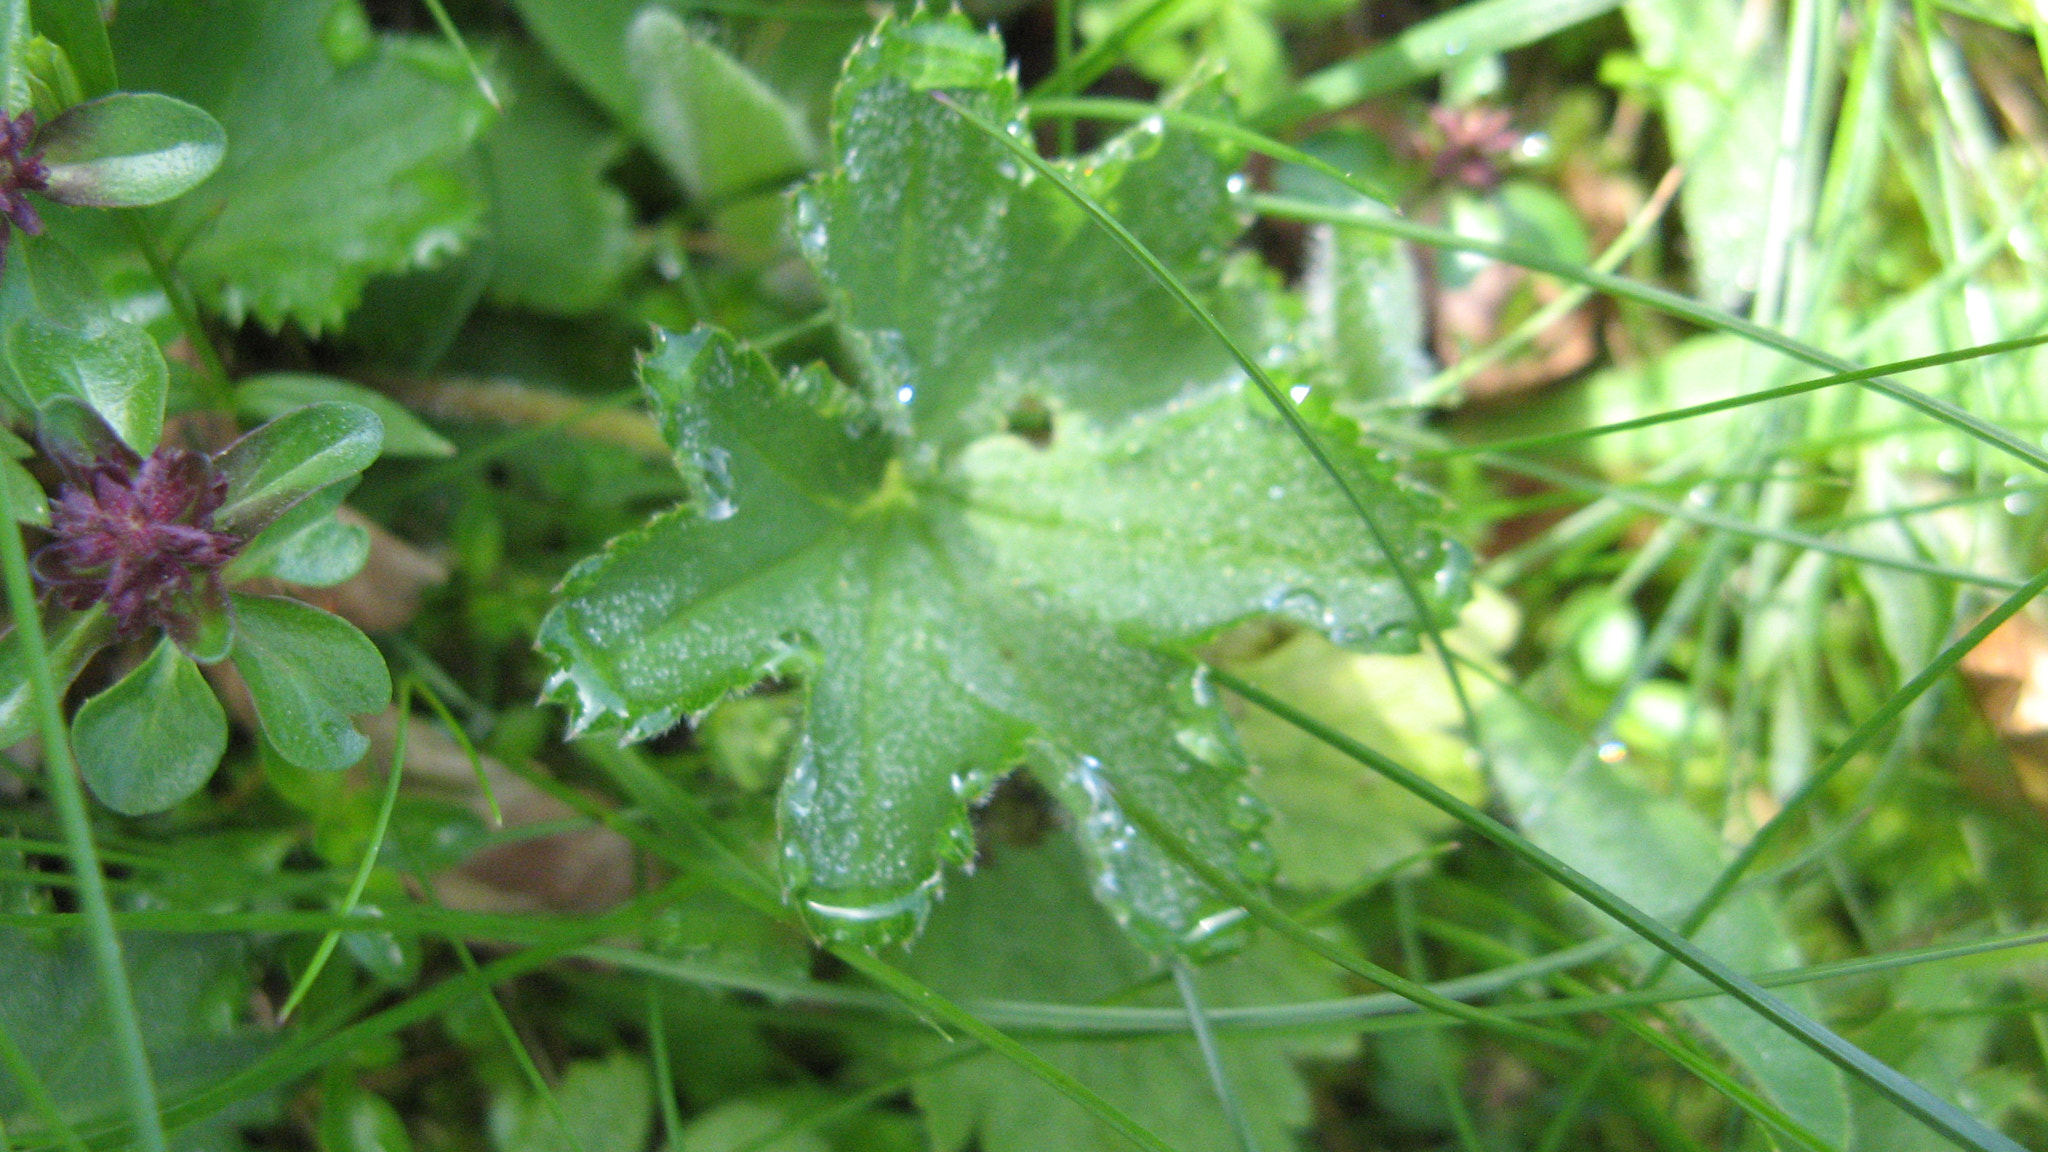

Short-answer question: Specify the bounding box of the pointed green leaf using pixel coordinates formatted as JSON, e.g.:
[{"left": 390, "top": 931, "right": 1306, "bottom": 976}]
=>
[
  {"left": 234, "top": 373, "right": 451, "bottom": 458},
  {"left": 110, "top": 0, "right": 493, "bottom": 332},
  {"left": 0, "top": 602, "right": 109, "bottom": 747},
  {"left": 627, "top": 7, "right": 816, "bottom": 205},
  {"left": 229, "top": 593, "right": 390, "bottom": 773},
  {"left": 72, "top": 636, "right": 228, "bottom": 815},
  {"left": 794, "top": 12, "right": 1249, "bottom": 447},
  {"left": 35, "top": 92, "right": 226, "bottom": 208},
  {"left": 213, "top": 401, "right": 383, "bottom": 536}
]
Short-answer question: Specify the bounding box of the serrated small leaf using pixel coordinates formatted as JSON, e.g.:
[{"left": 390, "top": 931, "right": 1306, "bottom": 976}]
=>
[
  {"left": 214, "top": 401, "right": 383, "bottom": 536},
  {"left": 234, "top": 373, "right": 451, "bottom": 458},
  {"left": 111, "top": 0, "right": 493, "bottom": 331},
  {"left": 229, "top": 593, "right": 389, "bottom": 773},
  {"left": 72, "top": 636, "right": 227, "bottom": 815},
  {"left": 0, "top": 602, "right": 109, "bottom": 747},
  {"left": 627, "top": 8, "right": 816, "bottom": 205},
  {"left": 36, "top": 92, "right": 226, "bottom": 208}
]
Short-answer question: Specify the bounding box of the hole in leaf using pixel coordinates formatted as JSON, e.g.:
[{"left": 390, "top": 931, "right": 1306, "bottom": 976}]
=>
[{"left": 1004, "top": 396, "right": 1053, "bottom": 448}]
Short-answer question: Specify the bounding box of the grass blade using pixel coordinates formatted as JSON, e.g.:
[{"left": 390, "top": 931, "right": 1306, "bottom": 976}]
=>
[
  {"left": 1204, "top": 666, "right": 2028, "bottom": 1152},
  {"left": 0, "top": 414, "right": 167, "bottom": 1152}
]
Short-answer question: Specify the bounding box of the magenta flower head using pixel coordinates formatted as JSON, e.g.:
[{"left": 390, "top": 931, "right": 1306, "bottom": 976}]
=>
[
  {"left": 0, "top": 110, "right": 49, "bottom": 258},
  {"left": 30, "top": 399, "right": 240, "bottom": 657}
]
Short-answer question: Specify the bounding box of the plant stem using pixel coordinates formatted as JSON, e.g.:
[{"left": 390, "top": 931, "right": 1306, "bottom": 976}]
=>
[{"left": 0, "top": 443, "right": 168, "bottom": 1152}]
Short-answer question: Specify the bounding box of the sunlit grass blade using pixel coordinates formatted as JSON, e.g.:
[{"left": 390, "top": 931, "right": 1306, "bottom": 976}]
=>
[
  {"left": 1427, "top": 332, "right": 2048, "bottom": 460},
  {"left": 1460, "top": 451, "right": 2026, "bottom": 590},
  {"left": 934, "top": 89, "right": 1490, "bottom": 766},
  {"left": 0, "top": 416, "right": 167, "bottom": 1152},
  {"left": 1027, "top": 0, "right": 1193, "bottom": 99},
  {"left": 1257, "top": 0, "right": 1622, "bottom": 127},
  {"left": 415, "top": 0, "right": 499, "bottom": 109},
  {"left": 277, "top": 683, "right": 412, "bottom": 1023},
  {"left": 1204, "top": 666, "right": 2028, "bottom": 1152},
  {"left": 1251, "top": 193, "right": 2048, "bottom": 479}
]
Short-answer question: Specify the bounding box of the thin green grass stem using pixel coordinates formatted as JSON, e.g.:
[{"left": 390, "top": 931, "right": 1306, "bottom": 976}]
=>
[
  {"left": 0, "top": 1011, "right": 86, "bottom": 1152},
  {"left": 121, "top": 215, "right": 230, "bottom": 411},
  {"left": 647, "top": 984, "right": 687, "bottom": 1152},
  {"left": 416, "top": 0, "right": 499, "bottom": 108},
  {"left": 936, "top": 91, "right": 1491, "bottom": 777},
  {"left": 1425, "top": 332, "right": 2048, "bottom": 461},
  {"left": 1405, "top": 163, "right": 1685, "bottom": 408},
  {"left": 1250, "top": 193, "right": 2048, "bottom": 479},
  {"left": 278, "top": 683, "right": 413, "bottom": 1022},
  {"left": 1027, "top": 0, "right": 1189, "bottom": 99},
  {"left": 1115, "top": 798, "right": 1584, "bottom": 1051},
  {"left": 447, "top": 932, "right": 586, "bottom": 1152},
  {"left": 1393, "top": 881, "right": 1484, "bottom": 1152},
  {"left": 409, "top": 678, "right": 502, "bottom": 826},
  {"left": 0, "top": 428, "right": 166, "bottom": 1152},
  {"left": 1457, "top": 450, "right": 2023, "bottom": 590},
  {"left": 581, "top": 927, "right": 2048, "bottom": 1038},
  {"left": 1204, "top": 666, "right": 2028, "bottom": 1152},
  {"left": 1171, "top": 960, "right": 1261, "bottom": 1152}
]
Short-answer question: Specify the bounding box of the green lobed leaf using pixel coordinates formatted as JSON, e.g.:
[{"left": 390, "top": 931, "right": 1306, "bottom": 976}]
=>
[
  {"left": 479, "top": 43, "right": 642, "bottom": 316},
  {"left": 228, "top": 593, "right": 390, "bottom": 773},
  {"left": 35, "top": 91, "right": 226, "bottom": 208},
  {"left": 213, "top": 401, "right": 383, "bottom": 537},
  {"left": 72, "top": 635, "right": 228, "bottom": 815},
  {"left": 488, "top": 1052, "right": 652, "bottom": 1152},
  {"left": 233, "top": 373, "right": 451, "bottom": 458},
  {"left": 793, "top": 10, "right": 1249, "bottom": 450},
  {"left": 627, "top": 7, "right": 817, "bottom": 205},
  {"left": 109, "top": 0, "right": 493, "bottom": 332},
  {"left": 542, "top": 15, "right": 1466, "bottom": 951}
]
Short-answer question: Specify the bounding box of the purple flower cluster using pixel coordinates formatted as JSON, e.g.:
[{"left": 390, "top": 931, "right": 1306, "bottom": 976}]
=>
[
  {"left": 36, "top": 443, "right": 241, "bottom": 637},
  {"left": 0, "top": 111, "right": 48, "bottom": 260}
]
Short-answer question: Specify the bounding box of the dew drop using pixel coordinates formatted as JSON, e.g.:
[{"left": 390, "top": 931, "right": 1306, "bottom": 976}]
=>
[{"left": 1289, "top": 384, "right": 1310, "bottom": 403}]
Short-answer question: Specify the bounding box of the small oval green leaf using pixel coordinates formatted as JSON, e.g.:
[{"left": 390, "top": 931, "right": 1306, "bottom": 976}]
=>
[
  {"left": 36, "top": 91, "right": 227, "bottom": 208},
  {"left": 214, "top": 401, "right": 383, "bottom": 536},
  {"left": 7, "top": 315, "right": 168, "bottom": 455},
  {"left": 73, "top": 636, "right": 228, "bottom": 815},
  {"left": 229, "top": 593, "right": 389, "bottom": 773}
]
